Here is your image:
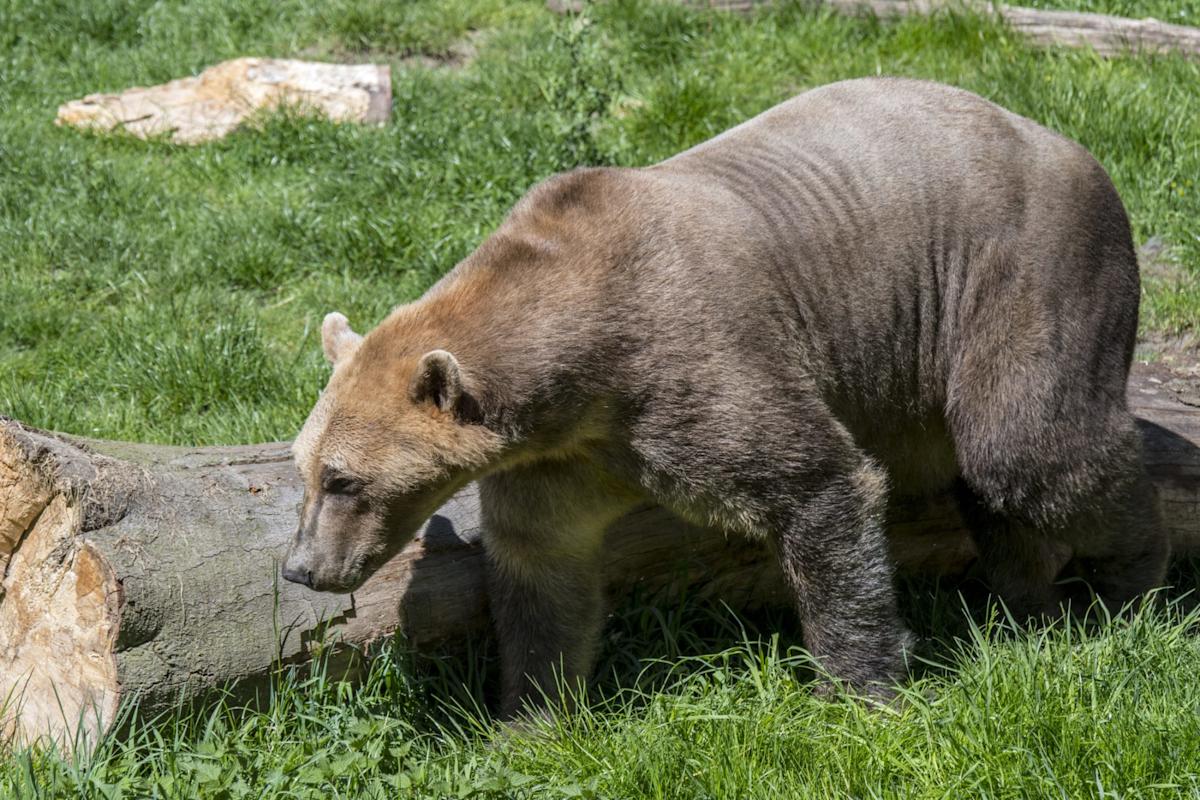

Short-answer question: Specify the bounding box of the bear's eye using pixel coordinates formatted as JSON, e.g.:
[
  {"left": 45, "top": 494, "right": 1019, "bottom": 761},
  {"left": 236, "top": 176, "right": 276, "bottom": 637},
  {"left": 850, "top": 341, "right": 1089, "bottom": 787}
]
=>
[{"left": 320, "top": 470, "right": 364, "bottom": 496}]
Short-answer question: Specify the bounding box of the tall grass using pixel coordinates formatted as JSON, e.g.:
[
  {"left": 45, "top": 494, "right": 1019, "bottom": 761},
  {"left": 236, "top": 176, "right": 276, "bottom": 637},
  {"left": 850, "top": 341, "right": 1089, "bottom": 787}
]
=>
[
  {"left": 2, "top": 0, "right": 1199, "bottom": 444},
  {"left": 7, "top": 590, "right": 1200, "bottom": 798}
]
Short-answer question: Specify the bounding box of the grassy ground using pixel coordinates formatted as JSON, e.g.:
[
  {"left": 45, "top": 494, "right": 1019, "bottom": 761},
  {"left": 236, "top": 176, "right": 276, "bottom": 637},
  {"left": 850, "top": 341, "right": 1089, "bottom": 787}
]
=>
[
  {"left": 3, "top": 0, "right": 1200, "bottom": 796},
  {"left": 10, "top": 593, "right": 1200, "bottom": 799}
]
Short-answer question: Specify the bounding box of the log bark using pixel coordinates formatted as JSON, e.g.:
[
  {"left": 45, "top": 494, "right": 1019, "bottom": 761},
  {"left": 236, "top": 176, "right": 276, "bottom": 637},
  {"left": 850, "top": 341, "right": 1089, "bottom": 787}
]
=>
[
  {"left": 688, "top": 0, "right": 1200, "bottom": 60},
  {"left": 3, "top": 362, "right": 1200, "bottom": 750}
]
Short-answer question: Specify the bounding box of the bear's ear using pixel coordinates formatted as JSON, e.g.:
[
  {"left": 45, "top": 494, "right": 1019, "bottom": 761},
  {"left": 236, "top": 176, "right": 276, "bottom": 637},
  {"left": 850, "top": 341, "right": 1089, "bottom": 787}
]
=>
[
  {"left": 322, "top": 312, "right": 362, "bottom": 366},
  {"left": 410, "top": 350, "right": 464, "bottom": 414}
]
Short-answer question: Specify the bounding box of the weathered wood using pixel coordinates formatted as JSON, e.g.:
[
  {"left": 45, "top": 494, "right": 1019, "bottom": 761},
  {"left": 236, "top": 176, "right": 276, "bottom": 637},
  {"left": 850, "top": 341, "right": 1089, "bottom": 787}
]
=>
[
  {"left": 2, "top": 362, "right": 1199, "bottom": 750},
  {"left": 56, "top": 58, "right": 393, "bottom": 144},
  {"left": 686, "top": 0, "right": 1200, "bottom": 59}
]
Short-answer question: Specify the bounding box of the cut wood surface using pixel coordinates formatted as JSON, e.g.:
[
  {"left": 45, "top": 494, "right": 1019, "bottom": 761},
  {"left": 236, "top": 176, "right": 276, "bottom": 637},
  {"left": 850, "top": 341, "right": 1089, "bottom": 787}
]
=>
[
  {"left": 3, "top": 361, "right": 1200, "bottom": 750},
  {"left": 686, "top": 0, "right": 1200, "bottom": 59}
]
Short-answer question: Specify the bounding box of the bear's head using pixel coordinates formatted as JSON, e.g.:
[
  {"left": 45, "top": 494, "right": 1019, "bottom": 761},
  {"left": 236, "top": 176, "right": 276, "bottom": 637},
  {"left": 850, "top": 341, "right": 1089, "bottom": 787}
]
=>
[{"left": 282, "top": 311, "right": 503, "bottom": 593}]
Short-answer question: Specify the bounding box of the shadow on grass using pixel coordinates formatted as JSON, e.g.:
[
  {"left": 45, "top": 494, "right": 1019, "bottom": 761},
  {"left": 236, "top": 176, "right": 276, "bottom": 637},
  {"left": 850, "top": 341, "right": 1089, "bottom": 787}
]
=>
[
  {"left": 389, "top": 548, "right": 1200, "bottom": 734},
  {"left": 58, "top": 549, "right": 1198, "bottom": 785}
]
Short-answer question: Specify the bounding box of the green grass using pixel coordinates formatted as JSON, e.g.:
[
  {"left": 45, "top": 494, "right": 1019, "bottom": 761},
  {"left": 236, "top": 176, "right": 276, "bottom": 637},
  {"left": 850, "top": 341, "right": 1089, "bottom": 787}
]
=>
[
  {"left": 4, "top": 0, "right": 1200, "bottom": 796},
  {"left": 9, "top": 591, "right": 1200, "bottom": 799},
  {"left": 3, "top": 0, "right": 1200, "bottom": 444}
]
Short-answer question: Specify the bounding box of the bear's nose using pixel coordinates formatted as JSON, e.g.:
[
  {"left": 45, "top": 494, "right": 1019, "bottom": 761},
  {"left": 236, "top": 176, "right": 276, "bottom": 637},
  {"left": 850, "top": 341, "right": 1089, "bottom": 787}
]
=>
[{"left": 282, "top": 564, "right": 313, "bottom": 588}]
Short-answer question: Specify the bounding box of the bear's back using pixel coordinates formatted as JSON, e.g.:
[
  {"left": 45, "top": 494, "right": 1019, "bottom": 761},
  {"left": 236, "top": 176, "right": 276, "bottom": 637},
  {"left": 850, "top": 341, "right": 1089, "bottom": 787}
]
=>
[{"left": 620, "top": 78, "right": 1136, "bottom": 493}]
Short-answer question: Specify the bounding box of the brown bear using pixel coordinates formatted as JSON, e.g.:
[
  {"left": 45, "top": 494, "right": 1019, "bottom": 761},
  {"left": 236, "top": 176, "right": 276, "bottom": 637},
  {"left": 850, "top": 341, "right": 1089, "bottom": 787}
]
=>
[{"left": 283, "top": 77, "right": 1168, "bottom": 715}]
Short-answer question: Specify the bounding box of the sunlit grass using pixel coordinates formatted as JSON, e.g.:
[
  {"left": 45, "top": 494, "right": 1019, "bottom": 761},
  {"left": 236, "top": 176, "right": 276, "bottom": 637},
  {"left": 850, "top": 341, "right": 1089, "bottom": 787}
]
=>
[
  {"left": 2, "top": 0, "right": 1199, "bottom": 443},
  {"left": 7, "top": 591, "right": 1200, "bottom": 798}
]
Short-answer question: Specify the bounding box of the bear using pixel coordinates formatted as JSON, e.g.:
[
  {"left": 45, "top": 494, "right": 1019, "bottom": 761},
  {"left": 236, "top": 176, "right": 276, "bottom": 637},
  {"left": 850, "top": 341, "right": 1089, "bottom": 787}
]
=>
[{"left": 282, "top": 77, "right": 1168, "bottom": 716}]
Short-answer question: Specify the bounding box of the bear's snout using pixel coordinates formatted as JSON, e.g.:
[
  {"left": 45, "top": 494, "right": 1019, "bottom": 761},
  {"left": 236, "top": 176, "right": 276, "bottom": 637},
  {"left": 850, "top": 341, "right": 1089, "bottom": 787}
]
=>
[
  {"left": 282, "top": 539, "right": 316, "bottom": 589},
  {"left": 281, "top": 561, "right": 314, "bottom": 588}
]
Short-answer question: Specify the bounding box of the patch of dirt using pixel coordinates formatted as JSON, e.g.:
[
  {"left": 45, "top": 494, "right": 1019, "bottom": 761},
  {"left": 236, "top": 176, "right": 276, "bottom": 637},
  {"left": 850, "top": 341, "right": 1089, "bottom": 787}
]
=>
[
  {"left": 1134, "top": 234, "right": 1200, "bottom": 379},
  {"left": 397, "top": 30, "right": 484, "bottom": 70},
  {"left": 1135, "top": 335, "right": 1200, "bottom": 408},
  {"left": 1139, "top": 235, "right": 1189, "bottom": 284},
  {"left": 546, "top": 0, "right": 586, "bottom": 14},
  {"left": 1136, "top": 331, "right": 1200, "bottom": 367},
  {"left": 611, "top": 95, "right": 647, "bottom": 119},
  {"left": 303, "top": 30, "right": 485, "bottom": 72}
]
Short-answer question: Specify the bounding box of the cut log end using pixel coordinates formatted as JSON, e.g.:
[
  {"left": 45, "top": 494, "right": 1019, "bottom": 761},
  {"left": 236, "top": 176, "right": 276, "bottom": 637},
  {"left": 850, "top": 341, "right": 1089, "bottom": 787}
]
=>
[{"left": 0, "top": 432, "right": 120, "bottom": 749}]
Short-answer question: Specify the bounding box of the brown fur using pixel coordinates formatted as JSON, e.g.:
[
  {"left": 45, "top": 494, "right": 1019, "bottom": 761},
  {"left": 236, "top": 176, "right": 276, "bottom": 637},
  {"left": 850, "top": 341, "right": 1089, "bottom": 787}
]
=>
[{"left": 284, "top": 78, "right": 1167, "bottom": 715}]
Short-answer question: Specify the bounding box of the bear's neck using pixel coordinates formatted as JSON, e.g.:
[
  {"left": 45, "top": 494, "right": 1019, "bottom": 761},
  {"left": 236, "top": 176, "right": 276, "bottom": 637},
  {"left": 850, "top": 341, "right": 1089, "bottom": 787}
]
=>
[
  {"left": 409, "top": 230, "right": 632, "bottom": 442},
  {"left": 384, "top": 167, "right": 646, "bottom": 445}
]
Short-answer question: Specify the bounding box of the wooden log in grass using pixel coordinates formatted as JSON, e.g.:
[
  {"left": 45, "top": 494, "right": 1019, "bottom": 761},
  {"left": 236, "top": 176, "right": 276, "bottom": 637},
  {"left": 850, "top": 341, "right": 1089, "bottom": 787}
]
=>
[
  {"left": 683, "top": 0, "right": 1200, "bottom": 60},
  {"left": 3, "top": 362, "right": 1200, "bottom": 750}
]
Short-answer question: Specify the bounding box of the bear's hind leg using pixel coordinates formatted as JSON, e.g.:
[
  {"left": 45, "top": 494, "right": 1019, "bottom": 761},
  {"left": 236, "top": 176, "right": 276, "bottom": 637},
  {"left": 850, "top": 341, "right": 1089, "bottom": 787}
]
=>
[
  {"left": 949, "top": 321, "right": 1167, "bottom": 618},
  {"left": 953, "top": 479, "right": 1071, "bottom": 619},
  {"left": 1069, "top": 469, "right": 1169, "bottom": 615}
]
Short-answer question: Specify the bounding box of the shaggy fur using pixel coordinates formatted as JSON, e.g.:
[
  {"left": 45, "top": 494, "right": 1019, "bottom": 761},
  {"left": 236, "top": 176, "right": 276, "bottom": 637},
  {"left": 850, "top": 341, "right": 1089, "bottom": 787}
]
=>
[{"left": 283, "top": 78, "right": 1167, "bottom": 716}]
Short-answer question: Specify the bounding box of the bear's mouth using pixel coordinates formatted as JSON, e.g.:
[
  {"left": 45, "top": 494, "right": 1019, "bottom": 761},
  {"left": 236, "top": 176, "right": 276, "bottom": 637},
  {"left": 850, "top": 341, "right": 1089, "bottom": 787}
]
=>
[{"left": 328, "top": 524, "right": 425, "bottom": 594}]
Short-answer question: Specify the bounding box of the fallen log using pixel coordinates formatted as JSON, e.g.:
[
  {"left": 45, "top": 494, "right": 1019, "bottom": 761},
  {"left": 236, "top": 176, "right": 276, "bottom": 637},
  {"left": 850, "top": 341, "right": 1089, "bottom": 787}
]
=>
[
  {"left": 2, "top": 361, "right": 1199, "bottom": 750},
  {"left": 685, "top": 0, "right": 1200, "bottom": 60}
]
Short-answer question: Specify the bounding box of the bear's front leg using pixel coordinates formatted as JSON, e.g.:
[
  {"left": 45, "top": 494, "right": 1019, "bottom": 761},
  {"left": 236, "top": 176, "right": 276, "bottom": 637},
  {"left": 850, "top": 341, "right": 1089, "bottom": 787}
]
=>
[
  {"left": 480, "top": 461, "right": 639, "bottom": 719},
  {"left": 631, "top": 389, "right": 911, "bottom": 695}
]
